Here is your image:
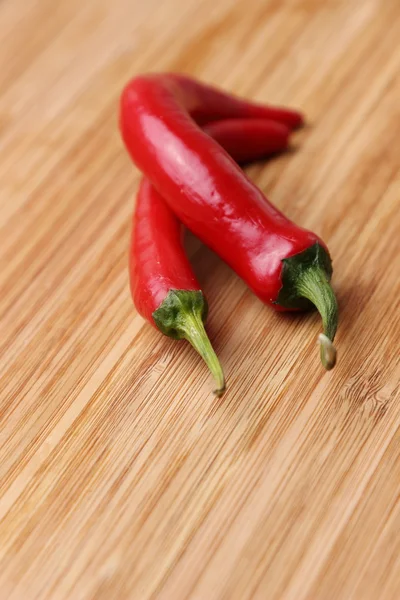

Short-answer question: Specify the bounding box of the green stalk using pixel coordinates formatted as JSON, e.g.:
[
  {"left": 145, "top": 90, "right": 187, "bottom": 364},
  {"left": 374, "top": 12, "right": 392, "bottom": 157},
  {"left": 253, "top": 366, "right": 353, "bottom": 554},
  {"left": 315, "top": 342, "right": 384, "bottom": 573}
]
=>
[
  {"left": 296, "top": 266, "right": 338, "bottom": 369},
  {"left": 180, "top": 311, "right": 225, "bottom": 395},
  {"left": 153, "top": 290, "right": 225, "bottom": 395},
  {"left": 277, "top": 243, "right": 339, "bottom": 370}
]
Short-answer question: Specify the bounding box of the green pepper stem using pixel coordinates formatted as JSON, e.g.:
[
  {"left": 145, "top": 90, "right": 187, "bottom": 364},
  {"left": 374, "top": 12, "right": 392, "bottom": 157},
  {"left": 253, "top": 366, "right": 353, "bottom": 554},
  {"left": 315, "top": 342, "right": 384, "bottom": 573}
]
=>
[
  {"left": 296, "top": 266, "right": 338, "bottom": 370},
  {"left": 277, "top": 243, "right": 338, "bottom": 370},
  {"left": 181, "top": 313, "right": 225, "bottom": 396},
  {"left": 152, "top": 290, "right": 225, "bottom": 395}
]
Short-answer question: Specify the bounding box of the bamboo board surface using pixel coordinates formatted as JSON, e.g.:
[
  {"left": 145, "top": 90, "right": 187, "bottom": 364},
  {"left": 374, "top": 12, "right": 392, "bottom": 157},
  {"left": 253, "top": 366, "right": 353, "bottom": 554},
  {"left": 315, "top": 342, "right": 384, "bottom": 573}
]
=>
[{"left": 1, "top": 0, "right": 400, "bottom": 598}]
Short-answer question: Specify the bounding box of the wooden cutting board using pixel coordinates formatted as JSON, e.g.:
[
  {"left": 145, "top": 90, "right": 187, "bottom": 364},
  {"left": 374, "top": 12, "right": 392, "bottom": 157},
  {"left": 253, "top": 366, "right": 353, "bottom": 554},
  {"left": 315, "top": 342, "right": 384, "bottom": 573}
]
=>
[{"left": 1, "top": 0, "right": 399, "bottom": 598}]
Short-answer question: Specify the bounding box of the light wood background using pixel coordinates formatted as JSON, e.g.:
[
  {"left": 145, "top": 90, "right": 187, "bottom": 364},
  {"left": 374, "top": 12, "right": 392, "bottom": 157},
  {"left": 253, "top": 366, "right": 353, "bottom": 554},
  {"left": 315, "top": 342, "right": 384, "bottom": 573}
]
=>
[{"left": 1, "top": 0, "right": 400, "bottom": 598}]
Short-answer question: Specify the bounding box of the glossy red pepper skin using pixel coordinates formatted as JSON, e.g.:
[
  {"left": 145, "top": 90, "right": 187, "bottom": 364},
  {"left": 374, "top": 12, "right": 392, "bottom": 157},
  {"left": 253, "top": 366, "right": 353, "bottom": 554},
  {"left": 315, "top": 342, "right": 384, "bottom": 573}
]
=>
[
  {"left": 131, "top": 178, "right": 198, "bottom": 323},
  {"left": 203, "top": 118, "right": 290, "bottom": 164},
  {"left": 121, "top": 74, "right": 338, "bottom": 369},
  {"left": 131, "top": 117, "right": 291, "bottom": 325},
  {"left": 121, "top": 74, "right": 321, "bottom": 307}
]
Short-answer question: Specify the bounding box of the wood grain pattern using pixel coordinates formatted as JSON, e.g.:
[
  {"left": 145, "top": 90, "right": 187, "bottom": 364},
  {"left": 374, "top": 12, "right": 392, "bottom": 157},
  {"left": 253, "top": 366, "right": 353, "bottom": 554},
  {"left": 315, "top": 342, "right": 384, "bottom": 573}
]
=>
[{"left": 1, "top": 0, "right": 400, "bottom": 598}]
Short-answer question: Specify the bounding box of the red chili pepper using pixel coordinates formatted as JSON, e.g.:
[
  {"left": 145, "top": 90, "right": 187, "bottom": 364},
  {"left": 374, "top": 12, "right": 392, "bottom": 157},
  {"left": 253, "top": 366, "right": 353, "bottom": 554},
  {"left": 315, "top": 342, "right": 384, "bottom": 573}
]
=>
[
  {"left": 121, "top": 74, "right": 338, "bottom": 370},
  {"left": 203, "top": 118, "right": 290, "bottom": 164},
  {"left": 164, "top": 73, "right": 304, "bottom": 129},
  {"left": 131, "top": 117, "right": 292, "bottom": 394}
]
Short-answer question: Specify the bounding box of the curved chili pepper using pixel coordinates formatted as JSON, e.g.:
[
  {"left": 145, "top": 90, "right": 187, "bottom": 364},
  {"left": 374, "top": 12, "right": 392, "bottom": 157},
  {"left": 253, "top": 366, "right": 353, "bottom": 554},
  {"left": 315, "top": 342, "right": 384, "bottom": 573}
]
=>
[
  {"left": 164, "top": 73, "right": 304, "bottom": 129},
  {"left": 203, "top": 118, "right": 290, "bottom": 164},
  {"left": 121, "top": 74, "right": 338, "bottom": 369},
  {"left": 131, "top": 118, "right": 292, "bottom": 395}
]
